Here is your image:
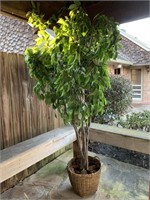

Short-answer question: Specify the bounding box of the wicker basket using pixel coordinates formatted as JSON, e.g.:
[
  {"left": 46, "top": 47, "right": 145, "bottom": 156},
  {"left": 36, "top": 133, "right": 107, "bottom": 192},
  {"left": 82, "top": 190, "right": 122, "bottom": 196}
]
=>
[{"left": 67, "top": 156, "right": 101, "bottom": 197}]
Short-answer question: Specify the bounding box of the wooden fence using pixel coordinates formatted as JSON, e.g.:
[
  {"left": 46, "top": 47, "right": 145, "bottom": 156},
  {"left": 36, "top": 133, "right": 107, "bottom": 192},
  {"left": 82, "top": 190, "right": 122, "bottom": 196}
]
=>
[{"left": 0, "top": 52, "right": 63, "bottom": 150}]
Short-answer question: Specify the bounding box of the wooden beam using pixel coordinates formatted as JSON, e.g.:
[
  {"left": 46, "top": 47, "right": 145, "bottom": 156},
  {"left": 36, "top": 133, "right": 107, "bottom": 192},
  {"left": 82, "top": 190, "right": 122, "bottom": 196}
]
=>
[
  {"left": 0, "top": 126, "right": 76, "bottom": 183},
  {"left": 1, "top": 1, "right": 67, "bottom": 21},
  {"left": 0, "top": 11, "right": 27, "bottom": 22},
  {"left": 85, "top": 1, "right": 150, "bottom": 23},
  {"left": 1, "top": 1, "right": 32, "bottom": 20},
  {"left": 90, "top": 123, "right": 150, "bottom": 155},
  {"left": 1, "top": 1, "right": 150, "bottom": 24}
]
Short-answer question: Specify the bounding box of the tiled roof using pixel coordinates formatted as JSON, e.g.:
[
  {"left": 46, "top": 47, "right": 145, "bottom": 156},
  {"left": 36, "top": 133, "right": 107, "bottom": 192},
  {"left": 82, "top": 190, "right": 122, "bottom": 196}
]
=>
[
  {"left": 119, "top": 31, "right": 150, "bottom": 66},
  {"left": 0, "top": 14, "right": 150, "bottom": 66},
  {"left": 0, "top": 14, "right": 36, "bottom": 54},
  {"left": 117, "top": 52, "right": 133, "bottom": 63}
]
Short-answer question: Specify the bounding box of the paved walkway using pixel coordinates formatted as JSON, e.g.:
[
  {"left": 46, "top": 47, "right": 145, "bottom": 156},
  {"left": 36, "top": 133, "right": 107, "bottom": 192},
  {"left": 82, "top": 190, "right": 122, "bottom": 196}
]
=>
[
  {"left": 128, "top": 104, "right": 150, "bottom": 113},
  {"left": 1, "top": 150, "right": 149, "bottom": 200}
]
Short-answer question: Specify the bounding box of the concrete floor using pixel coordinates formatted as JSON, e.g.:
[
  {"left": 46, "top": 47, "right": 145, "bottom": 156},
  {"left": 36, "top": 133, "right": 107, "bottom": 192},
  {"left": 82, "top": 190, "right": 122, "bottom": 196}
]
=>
[
  {"left": 1, "top": 150, "right": 149, "bottom": 200},
  {"left": 129, "top": 104, "right": 150, "bottom": 113}
]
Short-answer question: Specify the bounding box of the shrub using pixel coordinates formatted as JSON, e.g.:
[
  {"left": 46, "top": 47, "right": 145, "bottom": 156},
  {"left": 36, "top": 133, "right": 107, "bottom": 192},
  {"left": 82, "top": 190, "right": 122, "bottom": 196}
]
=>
[
  {"left": 93, "top": 75, "right": 132, "bottom": 124},
  {"left": 118, "top": 111, "right": 150, "bottom": 132}
]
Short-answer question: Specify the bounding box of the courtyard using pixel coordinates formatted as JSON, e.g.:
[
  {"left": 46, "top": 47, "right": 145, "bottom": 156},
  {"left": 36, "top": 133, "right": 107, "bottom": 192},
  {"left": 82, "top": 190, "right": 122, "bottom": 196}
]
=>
[{"left": 1, "top": 150, "right": 149, "bottom": 200}]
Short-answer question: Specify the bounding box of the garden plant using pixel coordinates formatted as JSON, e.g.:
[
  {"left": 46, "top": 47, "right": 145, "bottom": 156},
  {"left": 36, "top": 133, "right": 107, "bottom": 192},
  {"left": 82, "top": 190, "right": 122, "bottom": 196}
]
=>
[
  {"left": 118, "top": 110, "right": 150, "bottom": 132},
  {"left": 93, "top": 75, "right": 132, "bottom": 124}
]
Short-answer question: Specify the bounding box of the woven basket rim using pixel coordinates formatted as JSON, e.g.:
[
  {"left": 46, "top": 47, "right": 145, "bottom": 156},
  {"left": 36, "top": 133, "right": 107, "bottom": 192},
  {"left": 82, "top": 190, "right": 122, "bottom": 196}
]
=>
[{"left": 67, "top": 156, "right": 101, "bottom": 176}]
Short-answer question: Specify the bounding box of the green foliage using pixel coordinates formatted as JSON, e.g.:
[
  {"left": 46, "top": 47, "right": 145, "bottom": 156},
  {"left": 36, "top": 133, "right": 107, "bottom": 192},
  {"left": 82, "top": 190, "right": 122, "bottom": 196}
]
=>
[
  {"left": 93, "top": 75, "right": 132, "bottom": 124},
  {"left": 118, "top": 111, "right": 150, "bottom": 132},
  {"left": 25, "top": 3, "right": 121, "bottom": 127},
  {"left": 24, "top": 2, "right": 121, "bottom": 170}
]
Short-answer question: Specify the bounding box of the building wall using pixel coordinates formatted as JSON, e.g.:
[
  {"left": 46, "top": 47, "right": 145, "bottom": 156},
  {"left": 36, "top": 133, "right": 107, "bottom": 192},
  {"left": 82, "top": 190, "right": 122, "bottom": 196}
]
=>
[
  {"left": 108, "top": 64, "right": 114, "bottom": 74},
  {"left": 108, "top": 64, "right": 150, "bottom": 104},
  {"left": 108, "top": 64, "right": 124, "bottom": 76},
  {"left": 123, "top": 67, "right": 130, "bottom": 78}
]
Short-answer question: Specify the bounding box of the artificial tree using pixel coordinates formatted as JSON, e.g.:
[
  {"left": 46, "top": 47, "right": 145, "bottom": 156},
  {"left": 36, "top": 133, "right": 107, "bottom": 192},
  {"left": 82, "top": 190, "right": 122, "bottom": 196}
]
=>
[{"left": 25, "top": 2, "right": 120, "bottom": 173}]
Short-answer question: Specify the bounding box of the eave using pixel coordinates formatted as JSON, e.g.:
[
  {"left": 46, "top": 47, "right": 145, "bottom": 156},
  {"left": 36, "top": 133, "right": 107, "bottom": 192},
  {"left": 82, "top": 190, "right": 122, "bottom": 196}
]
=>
[{"left": 1, "top": 1, "right": 150, "bottom": 25}]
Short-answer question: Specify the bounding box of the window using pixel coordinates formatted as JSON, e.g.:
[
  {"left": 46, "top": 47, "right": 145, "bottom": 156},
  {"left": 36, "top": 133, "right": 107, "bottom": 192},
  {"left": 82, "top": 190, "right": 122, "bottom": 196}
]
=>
[{"left": 114, "top": 68, "right": 120, "bottom": 75}]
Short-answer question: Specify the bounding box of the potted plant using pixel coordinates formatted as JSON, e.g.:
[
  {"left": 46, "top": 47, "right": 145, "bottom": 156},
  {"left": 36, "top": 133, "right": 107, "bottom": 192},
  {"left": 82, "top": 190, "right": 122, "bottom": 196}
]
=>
[{"left": 25, "top": 2, "right": 120, "bottom": 197}]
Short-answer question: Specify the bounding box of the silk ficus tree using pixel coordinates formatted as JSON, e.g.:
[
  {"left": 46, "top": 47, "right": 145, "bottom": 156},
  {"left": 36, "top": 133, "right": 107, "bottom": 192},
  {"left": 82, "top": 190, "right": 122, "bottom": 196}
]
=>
[{"left": 25, "top": 2, "right": 121, "bottom": 173}]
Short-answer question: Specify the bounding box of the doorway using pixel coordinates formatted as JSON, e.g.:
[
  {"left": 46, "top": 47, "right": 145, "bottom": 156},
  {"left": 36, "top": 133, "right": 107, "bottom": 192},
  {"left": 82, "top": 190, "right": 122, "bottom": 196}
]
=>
[{"left": 131, "top": 69, "right": 142, "bottom": 100}]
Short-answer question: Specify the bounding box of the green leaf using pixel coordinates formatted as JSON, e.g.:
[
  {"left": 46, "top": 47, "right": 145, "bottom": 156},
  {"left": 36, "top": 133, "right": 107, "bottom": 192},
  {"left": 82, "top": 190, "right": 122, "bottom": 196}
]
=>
[
  {"left": 57, "top": 18, "right": 67, "bottom": 26},
  {"left": 81, "top": 32, "right": 87, "bottom": 37},
  {"left": 68, "top": 4, "right": 78, "bottom": 10},
  {"left": 78, "top": 113, "right": 82, "bottom": 120}
]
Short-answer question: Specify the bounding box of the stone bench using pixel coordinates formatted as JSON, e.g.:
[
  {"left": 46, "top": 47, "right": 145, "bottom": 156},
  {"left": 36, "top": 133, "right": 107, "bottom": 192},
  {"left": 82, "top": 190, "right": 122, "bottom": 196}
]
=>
[
  {"left": 1, "top": 123, "right": 149, "bottom": 183},
  {"left": 0, "top": 126, "right": 76, "bottom": 183}
]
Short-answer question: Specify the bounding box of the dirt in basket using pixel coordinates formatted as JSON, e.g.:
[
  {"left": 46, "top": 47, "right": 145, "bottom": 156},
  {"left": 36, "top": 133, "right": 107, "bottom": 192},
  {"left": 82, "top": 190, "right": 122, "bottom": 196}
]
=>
[{"left": 70, "top": 159, "right": 100, "bottom": 174}]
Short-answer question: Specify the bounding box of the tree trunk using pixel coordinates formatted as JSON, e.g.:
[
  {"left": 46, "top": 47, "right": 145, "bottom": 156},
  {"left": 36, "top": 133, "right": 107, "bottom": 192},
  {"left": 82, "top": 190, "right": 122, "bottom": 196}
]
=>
[{"left": 73, "top": 122, "right": 90, "bottom": 172}]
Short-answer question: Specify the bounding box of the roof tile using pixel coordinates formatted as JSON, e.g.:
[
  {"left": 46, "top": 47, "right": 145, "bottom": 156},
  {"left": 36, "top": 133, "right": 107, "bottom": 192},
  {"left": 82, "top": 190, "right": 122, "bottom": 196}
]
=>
[
  {"left": 1, "top": 13, "right": 149, "bottom": 66},
  {"left": 0, "top": 14, "right": 35, "bottom": 54},
  {"left": 120, "top": 35, "right": 150, "bottom": 65}
]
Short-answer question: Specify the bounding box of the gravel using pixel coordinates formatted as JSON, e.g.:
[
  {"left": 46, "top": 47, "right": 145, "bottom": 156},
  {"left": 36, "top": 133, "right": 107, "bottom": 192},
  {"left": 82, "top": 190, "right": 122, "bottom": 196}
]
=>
[{"left": 88, "top": 142, "right": 149, "bottom": 169}]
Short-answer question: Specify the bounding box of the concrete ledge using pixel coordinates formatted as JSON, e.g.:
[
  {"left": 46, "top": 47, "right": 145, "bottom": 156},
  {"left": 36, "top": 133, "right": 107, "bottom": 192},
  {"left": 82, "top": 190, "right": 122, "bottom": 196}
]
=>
[
  {"left": 1, "top": 123, "right": 149, "bottom": 183},
  {"left": 0, "top": 126, "right": 76, "bottom": 183},
  {"left": 90, "top": 123, "right": 150, "bottom": 155}
]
